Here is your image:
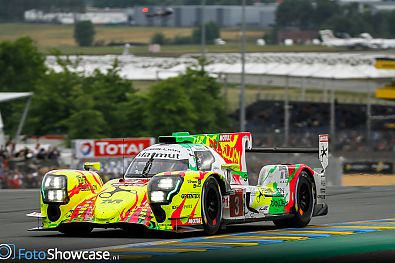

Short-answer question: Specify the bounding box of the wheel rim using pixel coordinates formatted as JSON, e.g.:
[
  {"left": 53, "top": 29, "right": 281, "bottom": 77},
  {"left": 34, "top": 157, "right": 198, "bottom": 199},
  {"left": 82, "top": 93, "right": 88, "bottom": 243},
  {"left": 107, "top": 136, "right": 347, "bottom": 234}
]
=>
[
  {"left": 298, "top": 183, "right": 310, "bottom": 212},
  {"left": 206, "top": 188, "right": 218, "bottom": 220}
]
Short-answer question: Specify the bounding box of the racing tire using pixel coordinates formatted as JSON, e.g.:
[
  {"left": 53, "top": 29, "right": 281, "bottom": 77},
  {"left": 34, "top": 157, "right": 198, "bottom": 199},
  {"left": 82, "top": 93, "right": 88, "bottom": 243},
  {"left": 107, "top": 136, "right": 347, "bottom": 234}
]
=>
[
  {"left": 58, "top": 223, "right": 93, "bottom": 236},
  {"left": 273, "top": 171, "right": 315, "bottom": 228},
  {"left": 201, "top": 176, "right": 222, "bottom": 235}
]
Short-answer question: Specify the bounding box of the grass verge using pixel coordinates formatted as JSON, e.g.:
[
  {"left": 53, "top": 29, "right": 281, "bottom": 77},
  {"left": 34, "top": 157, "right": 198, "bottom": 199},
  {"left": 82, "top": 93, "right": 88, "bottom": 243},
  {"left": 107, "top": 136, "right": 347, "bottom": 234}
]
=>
[{"left": 1, "top": 23, "right": 346, "bottom": 56}]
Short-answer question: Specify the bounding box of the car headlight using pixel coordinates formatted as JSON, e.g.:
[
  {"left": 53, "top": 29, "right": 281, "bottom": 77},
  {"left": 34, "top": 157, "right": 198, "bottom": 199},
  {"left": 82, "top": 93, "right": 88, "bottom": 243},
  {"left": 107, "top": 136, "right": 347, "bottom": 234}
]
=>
[
  {"left": 42, "top": 174, "right": 68, "bottom": 204},
  {"left": 150, "top": 191, "right": 166, "bottom": 203},
  {"left": 157, "top": 178, "right": 178, "bottom": 190},
  {"left": 44, "top": 175, "right": 66, "bottom": 189},
  {"left": 47, "top": 189, "right": 66, "bottom": 202},
  {"left": 148, "top": 175, "right": 183, "bottom": 204}
]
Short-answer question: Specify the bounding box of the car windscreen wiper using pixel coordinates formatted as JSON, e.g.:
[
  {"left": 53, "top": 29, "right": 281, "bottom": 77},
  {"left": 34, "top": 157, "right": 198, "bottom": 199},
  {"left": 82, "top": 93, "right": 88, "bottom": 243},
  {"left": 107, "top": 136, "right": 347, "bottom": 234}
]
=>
[{"left": 141, "top": 155, "right": 154, "bottom": 178}]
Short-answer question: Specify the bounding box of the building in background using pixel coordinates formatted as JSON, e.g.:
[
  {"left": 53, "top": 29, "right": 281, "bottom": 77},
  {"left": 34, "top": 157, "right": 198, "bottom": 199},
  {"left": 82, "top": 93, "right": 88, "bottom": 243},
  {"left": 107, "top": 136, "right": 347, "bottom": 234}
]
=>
[
  {"left": 134, "top": 4, "right": 277, "bottom": 28},
  {"left": 24, "top": 8, "right": 134, "bottom": 25},
  {"left": 24, "top": 4, "right": 277, "bottom": 28}
]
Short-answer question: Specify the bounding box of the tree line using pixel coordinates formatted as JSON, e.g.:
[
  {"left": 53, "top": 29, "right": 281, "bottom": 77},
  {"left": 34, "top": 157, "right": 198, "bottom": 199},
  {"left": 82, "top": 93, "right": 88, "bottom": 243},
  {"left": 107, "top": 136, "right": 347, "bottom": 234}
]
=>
[
  {"left": 276, "top": 0, "right": 395, "bottom": 38},
  {"left": 0, "top": 38, "right": 229, "bottom": 140}
]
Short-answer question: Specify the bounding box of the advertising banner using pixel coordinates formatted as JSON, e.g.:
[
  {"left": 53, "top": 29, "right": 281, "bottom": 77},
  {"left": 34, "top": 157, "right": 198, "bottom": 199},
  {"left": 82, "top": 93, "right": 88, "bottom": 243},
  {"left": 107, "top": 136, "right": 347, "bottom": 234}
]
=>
[
  {"left": 343, "top": 161, "right": 393, "bottom": 174},
  {"left": 375, "top": 57, "right": 395, "bottom": 70},
  {"left": 74, "top": 138, "right": 155, "bottom": 159}
]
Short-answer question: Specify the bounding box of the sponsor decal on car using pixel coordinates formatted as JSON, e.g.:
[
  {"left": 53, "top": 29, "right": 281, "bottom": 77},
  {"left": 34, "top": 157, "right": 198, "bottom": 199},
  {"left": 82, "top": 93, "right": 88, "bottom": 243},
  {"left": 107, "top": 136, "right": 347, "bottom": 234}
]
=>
[
  {"left": 188, "top": 217, "right": 202, "bottom": 224},
  {"left": 172, "top": 204, "right": 193, "bottom": 210},
  {"left": 180, "top": 193, "right": 200, "bottom": 199},
  {"left": 223, "top": 195, "right": 230, "bottom": 208}
]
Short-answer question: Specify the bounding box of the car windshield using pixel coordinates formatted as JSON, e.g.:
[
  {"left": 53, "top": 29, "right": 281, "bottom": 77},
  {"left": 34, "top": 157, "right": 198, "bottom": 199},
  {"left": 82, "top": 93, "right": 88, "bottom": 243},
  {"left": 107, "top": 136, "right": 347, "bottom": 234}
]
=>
[{"left": 124, "top": 158, "right": 189, "bottom": 178}]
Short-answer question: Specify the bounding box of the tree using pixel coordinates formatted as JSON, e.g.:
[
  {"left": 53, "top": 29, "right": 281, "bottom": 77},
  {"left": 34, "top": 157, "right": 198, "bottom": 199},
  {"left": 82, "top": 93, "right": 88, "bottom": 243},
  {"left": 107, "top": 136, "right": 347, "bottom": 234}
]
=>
[
  {"left": 276, "top": 0, "right": 314, "bottom": 30},
  {"left": 180, "top": 67, "right": 228, "bottom": 133},
  {"left": 312, "top": 0, "right": 340, "bottom": 27},
  {"left": 144, "top": 62, "right": 229, "bottom": 137},
  {"left": 145, "top": 78, "right": 197, "bottom": 137},
  {"left": 74, "top": 20, "right": 95, "bottom": 47},
  {"left": 81, "top": 60, "right": 134, "bottom": 137},
  {"left": 28, "top": 57, "right": 136, "bottom": 139},
  {"left": 387, "top": 10, "right": 395, "bottom": 37},
  {"left": 275, "top": 0, "right": 390, "bottom": 37},
  {"left": 0, "top": 37, "right": 46, "bottom": 135},
  {"left": 0, "top": 37, "right": 45, "bottom": 92},
  {"left": 28, "top": 58, "right": 82, "bottom": 136},
  {"left": 150, "top": 32, "right": 166, "bottom": 45},
  {"left": 192, "top": 22, "right": 220, "bottom": 44},
  {"left": 114, "top": 94, "right": 149, "bottom": 137},
  {"left": 323, "top": 13, "right": 369, "bottom": 36},
  {"left": 66, "top": 94, "right": 107, "bottom": 139}
]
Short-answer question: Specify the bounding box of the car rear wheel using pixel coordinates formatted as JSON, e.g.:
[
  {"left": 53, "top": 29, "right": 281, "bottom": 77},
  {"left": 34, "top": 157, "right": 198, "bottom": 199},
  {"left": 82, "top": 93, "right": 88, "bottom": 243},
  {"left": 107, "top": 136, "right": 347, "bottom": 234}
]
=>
[
  {"left": 273, "top": 171, "right": 314, "bottom": 228},
  {"left": 202, "top": 176, "right": 222, "bottom": 235}
]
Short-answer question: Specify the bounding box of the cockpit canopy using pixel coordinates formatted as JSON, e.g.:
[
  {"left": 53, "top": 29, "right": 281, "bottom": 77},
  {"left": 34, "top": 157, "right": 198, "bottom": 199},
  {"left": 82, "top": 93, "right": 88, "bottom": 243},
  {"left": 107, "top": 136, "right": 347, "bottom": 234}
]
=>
[
  {"left": 124, "top": 143, "right": 216, "bottom": 178},
  {"left": 125, "top": 158, "right": 189, "bottom": 178}
]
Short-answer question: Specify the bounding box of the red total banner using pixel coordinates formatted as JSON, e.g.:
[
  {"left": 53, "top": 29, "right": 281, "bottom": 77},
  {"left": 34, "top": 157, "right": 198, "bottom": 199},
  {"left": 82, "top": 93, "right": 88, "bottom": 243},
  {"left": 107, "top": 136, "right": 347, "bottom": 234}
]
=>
[{"left": 75, "top": 138, "right": 155, "bottom": 158}]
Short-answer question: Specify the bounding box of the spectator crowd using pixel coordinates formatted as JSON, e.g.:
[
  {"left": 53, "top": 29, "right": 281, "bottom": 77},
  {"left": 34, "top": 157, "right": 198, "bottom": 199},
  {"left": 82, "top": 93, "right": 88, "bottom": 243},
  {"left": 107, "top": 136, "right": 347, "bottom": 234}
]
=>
[
  {"left": 242, "top": 100, "right": 395, "bottom": 152},
  {"left": 0, "top": 141, "right": 61, "bottom": 189}
]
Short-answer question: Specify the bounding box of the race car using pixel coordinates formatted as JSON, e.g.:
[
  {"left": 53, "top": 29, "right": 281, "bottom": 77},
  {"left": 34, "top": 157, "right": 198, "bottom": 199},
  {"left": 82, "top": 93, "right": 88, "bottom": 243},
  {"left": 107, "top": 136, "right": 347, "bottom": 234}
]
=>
[{"left": 28, "top": 132, "right": 328, "bottom": 235}]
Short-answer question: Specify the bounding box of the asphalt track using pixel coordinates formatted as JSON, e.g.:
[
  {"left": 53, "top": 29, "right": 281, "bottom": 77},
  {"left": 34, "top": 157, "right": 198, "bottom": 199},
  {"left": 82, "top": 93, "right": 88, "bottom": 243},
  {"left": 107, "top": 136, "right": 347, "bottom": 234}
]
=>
[{"left": 1, "top": 186, "right": 395, "bottom": 262}]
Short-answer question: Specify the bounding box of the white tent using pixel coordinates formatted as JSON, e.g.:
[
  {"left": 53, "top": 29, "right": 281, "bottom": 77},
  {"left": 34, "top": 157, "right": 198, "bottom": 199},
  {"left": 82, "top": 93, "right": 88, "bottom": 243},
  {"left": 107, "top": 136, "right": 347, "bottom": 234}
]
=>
[
  {"left": 0, "top": 92, "right": 32, "bottom": 103},
  {"left": 0, "top": 92, "right": 33, "bottom": 146}
]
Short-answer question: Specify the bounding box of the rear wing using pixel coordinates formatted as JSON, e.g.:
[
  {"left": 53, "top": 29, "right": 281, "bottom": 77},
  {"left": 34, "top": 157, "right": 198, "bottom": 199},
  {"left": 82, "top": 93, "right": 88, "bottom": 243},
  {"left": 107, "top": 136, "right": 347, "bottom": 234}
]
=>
[
  {"left": 246, "top": 134, "right": 329, "bottom": 171},
  {"left": 158, "top": 132, "right": 252, "bottom": 173}
]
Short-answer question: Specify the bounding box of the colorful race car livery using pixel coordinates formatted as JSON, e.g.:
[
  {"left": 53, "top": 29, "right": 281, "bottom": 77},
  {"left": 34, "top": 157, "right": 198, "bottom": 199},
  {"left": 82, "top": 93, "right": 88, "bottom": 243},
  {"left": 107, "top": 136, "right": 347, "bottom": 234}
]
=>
[{"left": 28, "top": 132, "right": 328, "bottom": 235}]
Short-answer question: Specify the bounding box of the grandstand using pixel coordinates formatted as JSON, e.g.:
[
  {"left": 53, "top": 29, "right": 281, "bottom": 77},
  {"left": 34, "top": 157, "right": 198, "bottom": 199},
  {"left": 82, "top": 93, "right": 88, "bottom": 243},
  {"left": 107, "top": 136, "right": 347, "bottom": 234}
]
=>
[{"left": 236, "top": 100, "right": 395, "bottom": 152}]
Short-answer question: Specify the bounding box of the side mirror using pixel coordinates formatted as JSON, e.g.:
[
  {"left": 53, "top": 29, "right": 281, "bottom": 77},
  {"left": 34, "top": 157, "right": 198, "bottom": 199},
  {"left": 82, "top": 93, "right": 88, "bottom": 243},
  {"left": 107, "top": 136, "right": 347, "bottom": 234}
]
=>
[
  {"left": 221, "top": 163, "right": 240, "bottom": 172},
  {"left": 84, "top": 162, "right": 101, "bottom": 172}
]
